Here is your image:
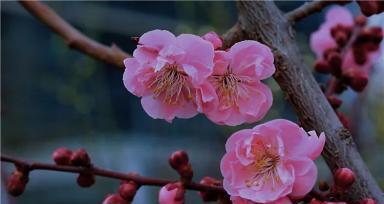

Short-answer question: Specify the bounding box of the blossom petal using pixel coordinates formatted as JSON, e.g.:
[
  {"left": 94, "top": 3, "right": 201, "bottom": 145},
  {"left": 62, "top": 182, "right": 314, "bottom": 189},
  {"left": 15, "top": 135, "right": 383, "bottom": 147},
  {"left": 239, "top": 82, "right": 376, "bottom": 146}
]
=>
[
  {"left": 141, "top": 95, "right": 176, "bottom": 122},
  {"left": 225, "top": 129, "right": 253, "bottom": 152},
  {"left": 229, "top": 40, "right": 275, "bottom": 80},
  {"left": 176, "top": 34, "right": 214, "bottom": 84},
  {"left": 259, "top": 119, "right": 325, "bottom": 160},
  {"left": 289, "top": 157, "right": 318, "bottom": 197},
  {"left": 238, "top": 82, "right": 273, "bottom": 121}
]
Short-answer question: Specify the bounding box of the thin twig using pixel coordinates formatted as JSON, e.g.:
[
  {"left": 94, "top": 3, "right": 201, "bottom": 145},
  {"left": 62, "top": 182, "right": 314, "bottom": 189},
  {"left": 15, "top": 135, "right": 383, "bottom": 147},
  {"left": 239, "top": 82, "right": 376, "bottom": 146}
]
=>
[
  {"left": 286, "top": 1, "right": 351, "bottom": 23},
  {"left": 1, "top": 154, "right": 225, "bottom": 193},
  {"left": 19, "top": 1, "right": 130, "bottom": 70}
]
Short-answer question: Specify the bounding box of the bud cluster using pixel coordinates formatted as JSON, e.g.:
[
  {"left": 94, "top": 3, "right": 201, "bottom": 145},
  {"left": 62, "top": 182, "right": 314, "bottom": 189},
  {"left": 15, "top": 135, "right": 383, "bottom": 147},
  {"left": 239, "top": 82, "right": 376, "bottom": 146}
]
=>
[
  {"left": 52, "top": 147, "right": 95, "bottom": 188},
  {"left": 169, "top": 150, "right": 193, "bottom": 183},
  {"left": 312, "top": 9, "right": 383, "bottom": 129},
  {"left": 357, "top": 1, "right": 384, "bottom": 16}
]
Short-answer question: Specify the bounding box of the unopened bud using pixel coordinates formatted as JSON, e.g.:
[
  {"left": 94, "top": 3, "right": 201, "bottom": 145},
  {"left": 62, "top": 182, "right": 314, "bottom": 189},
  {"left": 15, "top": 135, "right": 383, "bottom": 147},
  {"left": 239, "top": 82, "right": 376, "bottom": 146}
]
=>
[
  {"left": 336, "top": 111, "right": 350, "bottom": 129},
  {"left": 119, "top": 181, "right": 138, "bottom": 202},
  {"left": 6, "top": 170, "right": 28, "bottom": 197},
  {"left": 361, "top": 198, "right": 376, "bottom": 204},
  {"left": 70, "top": 148, "right": 91, "bottom": 167},
  {"left": 326, "top": 52, "right": 342, "bottom": 70},
  {"left": 310, "top": 198, "right": 324, "bottom": 204},
  {"left": 334, "top": 80, "right": 347, "bottom": 94},
  {"left": 314, "top": 60, "right": 331, "bottom": 74},
  {"left": 355, "top": 15, "right": 367, "bottom": 26},
  {"left": 357, "top": 1, "right": 380, "bottom": 16},
  {"left": 199, "top": 177, "right": 220, "bottom": 202},
  {"left": 318, "top": 180, "right": 330, "bottom": 191},
  {"left": 334, "top": 167, "right": 355, "bottom": 189},
  {"left": 370, "top": 27, "right": 383, "bottom": 44},
  {"left": 169, "top": 150, "right": 189, "bottom": 170},
  {"left": 327, "top": 95, "right": 343, "bottom": 109},
  {"left": 52, "top": 147, "right": 72, "bottom": 165},
  {"left": 344, "top": 69, "right": 369, "bottom": 92},
  {"left": 77, "top": 173, "right": 95, "bottom": 187},
  {"left": 103, "top": 194, "right": 129, "bottom": 204}
]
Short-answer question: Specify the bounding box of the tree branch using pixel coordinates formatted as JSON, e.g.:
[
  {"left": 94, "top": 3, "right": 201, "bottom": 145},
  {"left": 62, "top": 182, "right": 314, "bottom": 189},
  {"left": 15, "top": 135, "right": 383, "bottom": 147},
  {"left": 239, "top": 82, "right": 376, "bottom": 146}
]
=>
[
  {"left": 285, "top": 1, "right": 350, "bottom": 23},
  {"left": 1, "top": 154, "right": 225, "bottom": 193},
  {"left": 19, "top": 1, "right": 129, "bottom": 70},
  {"left": 223, "top": 1, "right": 383, "bottom": 203}
]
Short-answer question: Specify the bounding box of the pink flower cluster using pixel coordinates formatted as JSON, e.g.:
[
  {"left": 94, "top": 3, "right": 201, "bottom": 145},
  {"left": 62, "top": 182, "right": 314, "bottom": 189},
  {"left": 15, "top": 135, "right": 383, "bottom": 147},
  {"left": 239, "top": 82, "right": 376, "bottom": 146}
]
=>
[
  {"left": 123, "top": 30, "right": 275, "bottom": 125},
  {"left": 221, "top": 119, "right": 325, "bottom": 204},
  {"left": 310, "top": 6, "right": 382, "bottom": 92}
]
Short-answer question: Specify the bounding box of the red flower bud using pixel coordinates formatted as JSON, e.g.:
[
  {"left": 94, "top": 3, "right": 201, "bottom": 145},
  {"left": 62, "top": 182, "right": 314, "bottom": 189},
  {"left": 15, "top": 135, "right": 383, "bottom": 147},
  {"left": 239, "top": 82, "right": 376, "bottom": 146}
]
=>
[
  {"left": 357, "top": 1, "right": 380, "bottom": 16},
  {"left": 336, "top": 111, "right": 350, "bottom": 129},
  {"left": 334, "top": 167, "right": 355, "bottom": 189},
  {"left": 314, "top": 60, "right": 332, "bottom": 74},
  {"left": 119, "top": 181, "right": 138, "bottom": 202},
  {"left": 52, "top": 147, "right": 72, "bottom": 165},
  {"left": 318, "top": 180, "right": 330, "bottom": 191},
  {"left": 310, "top": 198, "right": 325, "bottom": 204},
  {"left": 327, "top": 95, "right": 343, "bottom": 109},
  {"left": 199, "top": 177, "right": 220, "bottom": 202},
  {"left": 343, "top": 69, "right": 369, "bottom": 92},
  {"left": 77, "top": 173, "right": 95, "bottom": 187},
  {"left": 6, "top": 170, "right": 29, "bottom": 197},
  {"left": 352, "top": 45, "right": 367, "bottom": 65},
  {"left": 370, "top": 27, "right": 383, "bottom": 44},
  {"left": 70, "top": 148, "right": 91, "bottom": 167},
  {"left": 326, "top": 52, "right": 342, "bottom": 76},
  {"left": 355, "top": 15, "right": 367, "bottom": 26},
  {"left": 334, "top": 80, "right": 347, "bottom": 94},
  {"left": 103, "top": 194, "right": 129, "bottom": 204},
  {"left": 361, "top": 198, "right": 376, "bottom": 204},
  {"left": 169, "top": 150, "right": 189, "bottom": 170}
]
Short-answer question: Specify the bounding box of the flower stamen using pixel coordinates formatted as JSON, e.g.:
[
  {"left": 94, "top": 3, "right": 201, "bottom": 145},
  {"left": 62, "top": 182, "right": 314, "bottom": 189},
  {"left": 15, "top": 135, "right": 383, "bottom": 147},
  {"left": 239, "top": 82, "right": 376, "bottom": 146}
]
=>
[
  {"left": 149, "top": 64, "right": 192, "bottom": 104},
  {"left": 211, "top": 69, "right": 252, "bottom": 108},
  {"left": 245, "top": 140, "right": 281, "bottom": 190}
]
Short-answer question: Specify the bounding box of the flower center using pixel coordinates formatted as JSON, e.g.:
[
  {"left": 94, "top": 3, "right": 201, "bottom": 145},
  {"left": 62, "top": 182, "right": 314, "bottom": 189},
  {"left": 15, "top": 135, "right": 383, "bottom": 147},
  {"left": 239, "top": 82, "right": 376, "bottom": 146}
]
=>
[
  {"left": 211, "top": 69, "right": 252, "bottom": 108},
  {"left": 245, "top": 140, "right": 281, "bottom": 189},
  {"left": 149, "top": 64, "right": 192, "bottom": 104}
]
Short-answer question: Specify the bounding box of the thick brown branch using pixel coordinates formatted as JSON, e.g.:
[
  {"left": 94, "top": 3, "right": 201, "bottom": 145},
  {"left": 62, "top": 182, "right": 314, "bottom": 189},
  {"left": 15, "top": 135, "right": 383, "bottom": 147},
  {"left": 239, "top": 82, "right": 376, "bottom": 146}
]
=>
[
  {"left": 19, "top": 1, "right": 129, "bottom": 70},
  {"left": 1, "top": 154, "right": 225, "bottom": 193},
  {"left": 223, "top": 1, "right": 383, "bottom": 203},
  {"left": 285, "top": 1, "right": 350, "bottom": 23}
]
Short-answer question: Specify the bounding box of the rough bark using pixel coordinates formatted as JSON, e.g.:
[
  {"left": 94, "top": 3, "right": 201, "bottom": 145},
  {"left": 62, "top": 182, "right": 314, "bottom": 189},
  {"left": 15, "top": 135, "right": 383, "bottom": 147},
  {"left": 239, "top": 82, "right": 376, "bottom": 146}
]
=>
[{"left": 223, "top": 1, "right": 383, "bottom": 203}]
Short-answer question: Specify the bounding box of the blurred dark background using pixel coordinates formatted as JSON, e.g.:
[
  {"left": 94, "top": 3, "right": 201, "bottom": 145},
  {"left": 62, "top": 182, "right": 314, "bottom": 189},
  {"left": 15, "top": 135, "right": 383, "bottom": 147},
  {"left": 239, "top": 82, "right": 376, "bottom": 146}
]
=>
[{"left": 1, "top": 1, "right": 383, "bottom": 204}]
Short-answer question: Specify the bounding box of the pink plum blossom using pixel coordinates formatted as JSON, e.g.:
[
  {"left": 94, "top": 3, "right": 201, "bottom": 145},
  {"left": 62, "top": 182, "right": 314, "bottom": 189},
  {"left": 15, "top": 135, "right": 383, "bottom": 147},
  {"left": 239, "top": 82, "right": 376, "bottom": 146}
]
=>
[
  {"left": 202, "top": 31, "right": 223, "bottom": 50},
  {"left": 197, "top": 40, "right": 275, "bottom": 126},
  {"left": 123, "top": 30, "right": 214, "bottom": 122},
  {"left": 220, "top": 119, "right": 325, "bottom": 203},
  {"left": 158, "top": 185, "right": 183, "bottom": 204}
]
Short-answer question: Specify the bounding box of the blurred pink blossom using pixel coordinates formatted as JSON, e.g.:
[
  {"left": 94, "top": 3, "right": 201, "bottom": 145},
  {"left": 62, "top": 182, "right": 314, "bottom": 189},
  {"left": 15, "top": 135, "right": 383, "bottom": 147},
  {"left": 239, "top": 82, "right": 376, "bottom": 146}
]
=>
[
  {"left": 202, "top": 31, "right": 223, "bottom": 50},
  {"left": 197, "top": 40, "right": 275, "bottom": 126},
  {"left": 221, "top": 119, "right": 325, "bottom": 203},
  {"left": 123, "top": 30, "right": 214, "bottom": 122},
  {"left": 310, "top": 6, "right": 354, "bottom": 58}
]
